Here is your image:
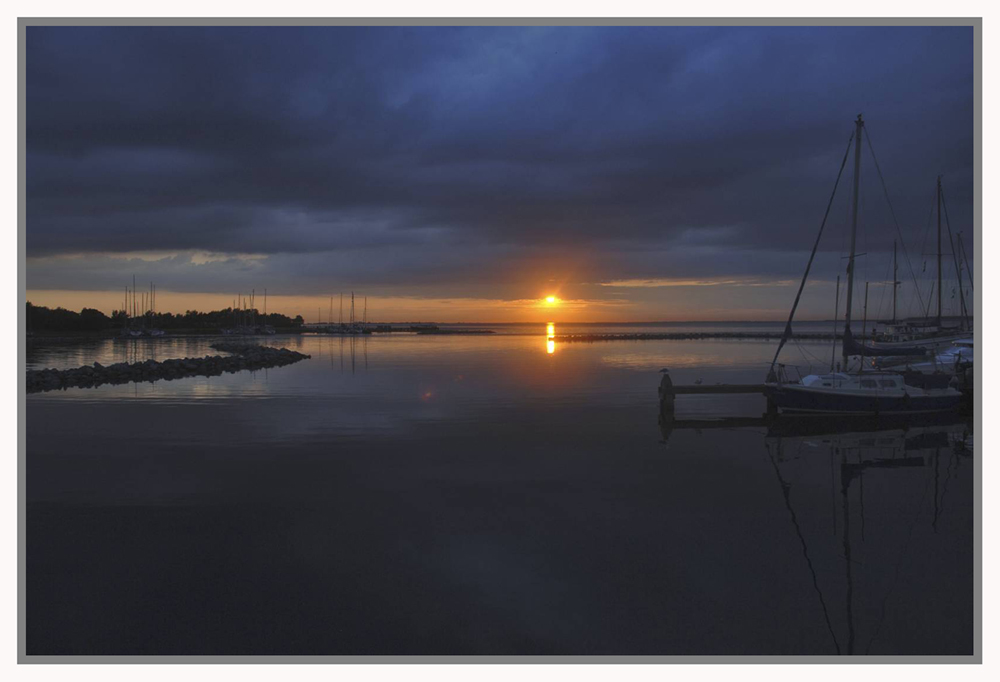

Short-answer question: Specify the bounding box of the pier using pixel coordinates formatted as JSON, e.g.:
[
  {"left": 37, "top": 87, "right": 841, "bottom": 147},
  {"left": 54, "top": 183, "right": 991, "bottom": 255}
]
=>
[{"left": 657, "top": 371, "right": 775, "bottom": 418}]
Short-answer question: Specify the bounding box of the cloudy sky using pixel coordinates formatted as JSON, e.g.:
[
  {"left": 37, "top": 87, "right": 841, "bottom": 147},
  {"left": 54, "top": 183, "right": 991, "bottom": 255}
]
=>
[{"left": 25, "top": 25, "right": 974, "bottom": 322}]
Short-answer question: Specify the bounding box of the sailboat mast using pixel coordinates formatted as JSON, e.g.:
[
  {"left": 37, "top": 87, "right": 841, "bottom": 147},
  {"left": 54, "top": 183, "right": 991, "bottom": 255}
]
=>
[
  {"left": 842, "top": 114, "right": 864, "bottom": 369},
  {"left": 892, "top": 240, "right": 898, "bottom": 323},
  {"left": 937, "top": 175, "right": 943, "bottom": 326},
  {"left": 940, "top": 186, "right": 970, "bottom": 331},
  {"left": 861, "top": 282, "right": 869, "bottom": 368},
  {"left": 831, "top": 275, "right": 840, "bottom": 372}
]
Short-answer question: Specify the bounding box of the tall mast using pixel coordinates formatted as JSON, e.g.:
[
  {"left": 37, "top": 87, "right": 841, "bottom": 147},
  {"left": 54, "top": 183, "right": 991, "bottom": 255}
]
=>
[
  {"left": 892, "top": 240, "right": 898, "bottom": 323},
  {"left": 339, "top": 293, "right": 343, "bottom": 326},
  {"left": 861, "top": 282, "right": 869, "bottom": 368},
  {"left": 842, "top": 114, "right": 864, "bottom": 369},
  {"left": 940, "top": 187, "right": 969, "bottom": 331},
  {"left": 831, "top": 275, "right": 840, "bottom": 372},
  {"left": 936, "top": 175, "right": 943, "bottom": 326}
]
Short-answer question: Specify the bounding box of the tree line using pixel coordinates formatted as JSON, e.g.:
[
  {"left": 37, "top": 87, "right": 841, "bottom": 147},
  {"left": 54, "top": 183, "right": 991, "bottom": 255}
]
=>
[{"left": 26, "top": 302, "right": 305, "bottom": 333}]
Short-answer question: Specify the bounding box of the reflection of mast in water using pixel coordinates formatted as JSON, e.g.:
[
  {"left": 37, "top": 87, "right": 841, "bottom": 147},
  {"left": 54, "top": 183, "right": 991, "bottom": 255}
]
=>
[
  {"left": 663, "top": 412, "right": 970, "bottom": 655},
  {"left": 840, "top": 444, "right": 855, "bottom": 655},
  {"left": 333, "top": 334, "right": 367, "bottom": 375},
  {"left": 767, "top": 436, "right": 842, "bottom": 653},
  {"left": 767, "top": 417, "right": 969, "bottom": 655}
]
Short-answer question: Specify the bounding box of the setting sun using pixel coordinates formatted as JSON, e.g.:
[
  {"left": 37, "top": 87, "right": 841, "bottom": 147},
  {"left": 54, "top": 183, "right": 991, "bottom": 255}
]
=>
[{"left": 545, "top": 296, "right": 558, "bottom": 305}]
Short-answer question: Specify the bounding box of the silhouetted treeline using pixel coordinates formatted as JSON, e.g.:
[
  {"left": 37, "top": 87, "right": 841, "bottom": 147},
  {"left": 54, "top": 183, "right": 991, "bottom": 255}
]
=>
[
  {"left": 27, "top": 302, "right": 304, "bottom": 333},
  {"left": 26, "top": 303, "right": 112, "bottom": 332}
]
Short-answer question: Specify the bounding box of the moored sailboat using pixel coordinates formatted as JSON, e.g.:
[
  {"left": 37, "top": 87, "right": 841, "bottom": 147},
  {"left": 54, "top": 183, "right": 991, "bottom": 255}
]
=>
[
  {"left": 851, "top": 176, "right": 972, "bottom": 356},
  {"left": 764, "top": 115, "right": 962, "bottom": 415}
]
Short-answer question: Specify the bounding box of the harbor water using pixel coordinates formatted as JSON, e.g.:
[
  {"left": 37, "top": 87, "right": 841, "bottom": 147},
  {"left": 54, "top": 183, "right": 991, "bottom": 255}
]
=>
[{"left": 26, "top": 326, "right": 974, "bottom": 655}]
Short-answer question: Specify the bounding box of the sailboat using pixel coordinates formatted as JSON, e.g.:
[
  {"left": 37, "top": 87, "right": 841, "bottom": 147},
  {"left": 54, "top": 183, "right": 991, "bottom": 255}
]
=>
[
  {"left": 764, "top": 115, "right": 963, "bottom": 415},
  {"left": 850, "top": 176, "right": 972, "bottom": 356}
]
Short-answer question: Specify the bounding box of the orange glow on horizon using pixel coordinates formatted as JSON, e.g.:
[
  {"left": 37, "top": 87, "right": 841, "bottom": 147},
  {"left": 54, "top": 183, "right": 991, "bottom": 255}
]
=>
[
  {"left": 26, "top": 289, "right": 631, "bottom": 323},
  {"left": 26, "top": 288, "right": 808, "bottom": 324}
]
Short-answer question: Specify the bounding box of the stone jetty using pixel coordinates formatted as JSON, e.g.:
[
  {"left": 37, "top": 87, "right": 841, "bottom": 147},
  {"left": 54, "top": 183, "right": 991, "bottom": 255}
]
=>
[
  {"left": 26, "top": 342, "right": 310, "bottom": 394},
  {"left": 553, "top": 331, "right": 869, "bottom": 343}
]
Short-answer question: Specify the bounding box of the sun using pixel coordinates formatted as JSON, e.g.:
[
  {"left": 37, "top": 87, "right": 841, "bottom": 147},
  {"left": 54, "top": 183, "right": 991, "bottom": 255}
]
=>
[{"left": 545, "top": 296, "right": 558, "bottom": 305}]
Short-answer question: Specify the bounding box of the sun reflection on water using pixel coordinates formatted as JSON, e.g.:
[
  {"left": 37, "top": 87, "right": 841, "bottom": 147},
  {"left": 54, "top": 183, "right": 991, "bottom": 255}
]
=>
[{"left": 546, "top": 323, "right": 556, "bottom": 354}]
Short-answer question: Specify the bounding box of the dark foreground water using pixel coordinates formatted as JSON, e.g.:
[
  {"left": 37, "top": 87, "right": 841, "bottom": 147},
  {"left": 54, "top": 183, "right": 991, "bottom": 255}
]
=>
[{"left": 26, "top": 329, "right": 974, "bottom": 656}]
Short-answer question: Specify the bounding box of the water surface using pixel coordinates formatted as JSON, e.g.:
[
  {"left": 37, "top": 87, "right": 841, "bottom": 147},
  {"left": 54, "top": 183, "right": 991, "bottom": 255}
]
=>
[{"left": 26, "top": 328, "right": 973, "bottom": 655}]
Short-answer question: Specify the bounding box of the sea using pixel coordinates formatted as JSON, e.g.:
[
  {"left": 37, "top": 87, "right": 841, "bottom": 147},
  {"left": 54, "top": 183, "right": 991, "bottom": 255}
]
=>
[{"left": 25, "top": 322, "right": 974, "bottom": 656}]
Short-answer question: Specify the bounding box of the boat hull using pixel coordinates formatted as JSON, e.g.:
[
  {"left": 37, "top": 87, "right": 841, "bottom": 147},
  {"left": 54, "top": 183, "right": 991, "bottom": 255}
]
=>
[{"left": 765, "top": 384, "right": 963, "bottom": 415}]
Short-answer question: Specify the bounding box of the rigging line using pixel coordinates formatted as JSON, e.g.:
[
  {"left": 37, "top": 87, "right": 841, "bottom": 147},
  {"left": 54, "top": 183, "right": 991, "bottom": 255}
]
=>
[
  {"left": 792, "top": 336, "right": 827, "bottom": 370},
  {"left": 765, "top": 445, "right": 842, "bottom": 654},
  {"left": 769, "top": 131, "right": 855, "bottom": 373},
  {"left": 863, "top": 126, "right": 927, "bottom": 316},
  {"left": 959, "top": 232, "right": 974, "bottom": 290},
  {"left": 940, "top": 186, "right": 969, "bottom": 324}
]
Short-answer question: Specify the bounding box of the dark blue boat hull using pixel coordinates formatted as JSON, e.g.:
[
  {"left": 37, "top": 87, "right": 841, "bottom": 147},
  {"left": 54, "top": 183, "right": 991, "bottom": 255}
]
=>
[{"left": 765, "top": 385, "right": 962, "bottom": 415}]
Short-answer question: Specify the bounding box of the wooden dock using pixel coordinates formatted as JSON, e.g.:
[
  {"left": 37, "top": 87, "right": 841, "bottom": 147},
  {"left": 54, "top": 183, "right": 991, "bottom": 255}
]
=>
[
  {"left": 657, "top": 371, "right": 775, "bottom": 416},
  {"left": 667, "top": 383, "right": 767, "bottom": 395}
]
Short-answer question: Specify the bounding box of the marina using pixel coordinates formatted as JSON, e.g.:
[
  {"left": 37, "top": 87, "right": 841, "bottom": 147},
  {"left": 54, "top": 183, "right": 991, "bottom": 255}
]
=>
[{"left": 21, "top": 21, "right": 978, "bottom": 661}]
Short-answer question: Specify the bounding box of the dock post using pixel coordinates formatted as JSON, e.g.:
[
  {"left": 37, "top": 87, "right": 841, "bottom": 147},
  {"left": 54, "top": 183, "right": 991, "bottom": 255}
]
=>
[{"left": 658, "top": 370, "right": 675, "bottom": 417}]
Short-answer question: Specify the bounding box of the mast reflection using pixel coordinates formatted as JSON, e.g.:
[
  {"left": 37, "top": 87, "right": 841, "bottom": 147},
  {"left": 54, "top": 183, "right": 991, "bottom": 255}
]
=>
[{"left": 658, "top": 411, "right": 972, "bottom": 654}]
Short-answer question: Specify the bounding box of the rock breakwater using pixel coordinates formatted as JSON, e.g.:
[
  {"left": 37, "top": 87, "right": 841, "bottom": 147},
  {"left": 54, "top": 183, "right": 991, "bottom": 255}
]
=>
[{"left": 26, "top": 343, "right": 310, "bottom": 394}]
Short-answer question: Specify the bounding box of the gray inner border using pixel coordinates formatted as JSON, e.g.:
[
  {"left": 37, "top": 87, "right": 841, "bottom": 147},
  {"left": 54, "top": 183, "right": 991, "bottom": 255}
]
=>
[{"left": 18, "top": 15, "right": 982, "bottom": 665}]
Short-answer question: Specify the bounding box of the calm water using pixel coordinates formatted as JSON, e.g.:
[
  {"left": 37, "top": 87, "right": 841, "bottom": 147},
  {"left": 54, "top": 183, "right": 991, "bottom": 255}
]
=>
[{"left": 26, "top": 328, "right": 974, "bottom": 655}]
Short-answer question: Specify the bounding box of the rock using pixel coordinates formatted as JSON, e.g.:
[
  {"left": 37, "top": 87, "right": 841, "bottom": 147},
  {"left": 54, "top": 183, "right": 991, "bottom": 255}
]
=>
[{"left": 26, "top": 343, "right": 310, "bottom": 394}]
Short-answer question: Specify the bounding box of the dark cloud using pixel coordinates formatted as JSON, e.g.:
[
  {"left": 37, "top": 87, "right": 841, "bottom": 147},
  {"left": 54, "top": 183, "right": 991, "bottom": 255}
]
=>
[{"left": 26, "top": 25, "right": 974, "bottom": 302}]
